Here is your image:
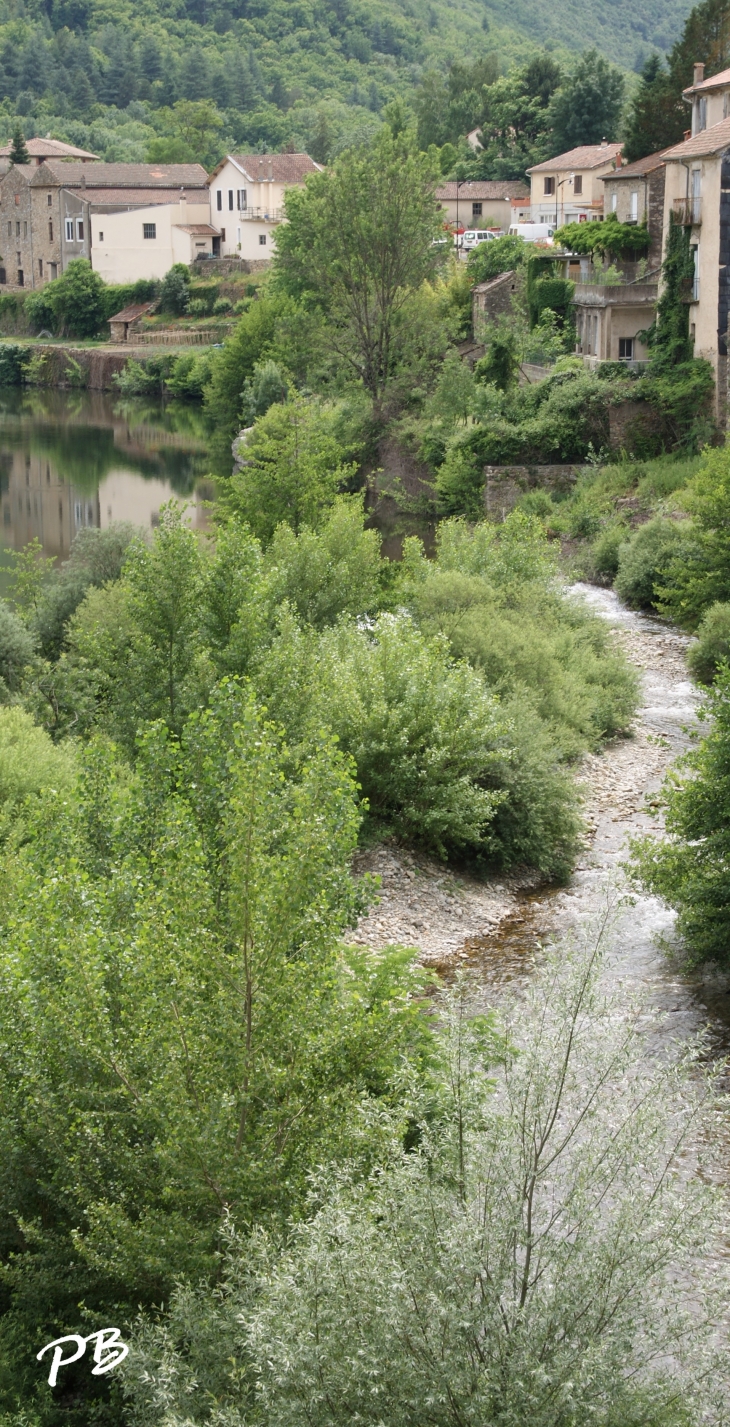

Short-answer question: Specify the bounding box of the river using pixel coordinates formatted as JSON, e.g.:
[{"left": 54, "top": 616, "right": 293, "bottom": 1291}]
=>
[
  {"left": 353, "top": 585, "right": 730, "bottom": 1062},
  {"left": 0, "top": 388, "right": 215, "bottom": 566}
]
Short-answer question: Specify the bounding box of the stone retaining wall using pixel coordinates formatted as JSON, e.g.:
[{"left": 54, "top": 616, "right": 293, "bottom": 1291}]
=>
[{"left": 484, "top": 463, "right": 584, "bottom": 517}]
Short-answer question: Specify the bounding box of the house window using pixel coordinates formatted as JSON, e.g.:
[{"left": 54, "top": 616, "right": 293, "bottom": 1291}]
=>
[
  {"left": 50, "top": 262, "right": 57, "bottom": 279},
  {"left": 543, "top": 176, "right": 554, "bottom": 195},
  {"left": 228, "top": 189, "right": 234, "bottom": 209},
  {"left": 48, "top": 219, "right": 53, "bottom": 241},
  {"left": 611, "top": 192, "right": 617, "bottom": 212},
  {"left": 472, "top": 201, "right": 482, "bottom": 216},
  {"left": 65, "top": 218, "right": 74, "bottom": 241},
  {"left": 216, "top": 190, "right": 222, "bottom": 211},
  {"left": 220, "top": 228, "right": 225, "bottom": 241},
  {"left": 98, "top": 230, "right": 103, "bottom": 241},
  {"left": 15, "top": 221, "right": 20, "bottom": 237},
  {"left": 17, "top": 269, "right": 23, "bottom": 287},
  {"left": 630, "top": 191, "right": 638, "bottom": 220},
  {"left": 6, "top": 222, "right": 10, "bottom": 238},
  {"left": 698, "top": 97, "right": 707, "bottom": 131},
  {"left": 259, "top": 233, "right": 267, "bottom": 245},
  {"left": 23, "top": 221, "right": 27, "bottom": 237},
  {"left": 14, "top": 194, "right": 19, "bottom": 206},
  {"left": 38, "top": 258, "right": 43, "bottom": 277},
  {"left": 237, "top": 189, "right": 247, "bottom": 210},
  {"left": 618, "top": 337, "right": 634, "bottom": 359},
  {"left": 47, "top": 193, "right": 52, "bottom": 206},
  {"left": 143, "top": 223, "right": 156, "bottom": 239},
  {"left": 573, "top": 174, "right": 583, "bottom": 195},
  {"left": 691, "top": 244, "right": 699, "bottom": 300},
  {"left": 77, "top": 220, "right": 84, "bottom": 240}
]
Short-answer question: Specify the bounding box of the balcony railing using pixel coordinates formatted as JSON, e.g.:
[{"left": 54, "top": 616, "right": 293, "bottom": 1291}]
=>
[
  {"left": 238, "top": 207, "right": 284, "bottom": 222},
  {"left": 673, "top": 197, "right": 701, "bottom": 225}
]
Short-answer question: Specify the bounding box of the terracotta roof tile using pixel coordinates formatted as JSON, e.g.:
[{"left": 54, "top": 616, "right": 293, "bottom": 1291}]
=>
[
  {"left": 66, "top": 188, "right": 209, "bottom": 206},
  {"left": 436, "top": 181, "right": 528, "bottom": 199},
  {"left": 0, "top": 136, "right": 98, "bottom": 159},
  {"left": 684, "top": 66, "right": 730, "bottom": 95},
  {"left": 528, "top": 143, "right": 622, "bottom": 173},
  {"left": 228, "top": 152, "right": 322, "bottom": 182},
  {"left": 603, "top": 149, "right": 669, "bottom": 179},
  {"left": 173, "top": 223, "right": 218, "bottom": 234},
  {"left": 31, "top": 161, "right": 208, "bottom": 188},
  {"left": 107, "top": 303, "right": 156, "bottom": 323},
  {"left": 662, "top": 117, "right": 730, "bottom": 159}
]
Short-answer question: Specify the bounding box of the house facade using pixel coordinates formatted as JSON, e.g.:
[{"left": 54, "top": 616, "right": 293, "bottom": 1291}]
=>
[
  {"left": 527, "top": 142, "right": 623, "bottom": 225},
  {"left": 435, "top": 181, "right": 529, "bottom": 233},
  {"left": 601, "top": 150, "right": 667, "bottom": 271},
  {"left": 91, "top": 201, "right": 214, "bottom": 283},
  {"left": 208, "top": 152, "right": 322, "bottom": 261},
  {"left": 0, "top": 161, "right": 209, "bottom": 288}
]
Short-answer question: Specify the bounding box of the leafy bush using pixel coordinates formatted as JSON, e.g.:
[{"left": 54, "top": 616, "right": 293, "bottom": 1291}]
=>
[
  {"left": 654, "top": 444, "right": 730, "bottom": 627},
  {"left": 42, "top": 258, "right": 107, "bottom": 338},
  {"left": 0, "top": 342, "right": 30, "bottom": 385},
  {"left": 0, "top": 600, "right": 34, "bottom": 693},
  {"left": 165, "top": 348, "right": 217, "bottom": 400},
  {"left": 0, "top": 705, "right": 75, "bottom": 807},
  {"left": 213, "top": 296, "right": 233, "bottom": 314},
  {"left": 225, "top": 396, "right": 357, "bottom": 542},
  {"left": 687, "top": 602, "right": 730, "bottom": 685},
  {"left": 239, "top": 359, "right": 289, "bottom": 425},
  {"left": 590, "top": 520, "right": 628, "bottom": 579},
  {"left": 24, "top": 286, "right": 56, "bottom": 333},
  {"left": 187, "top": 298, "right": 209, "bottom": 317},
  {"left": 632, "top": 664, "right": 730, "bottom": 965},
  {"left": 101, "top": 278, "right": 159, "bottom": 322},
  {"left": 434, "top": 446, "right": 484, "bottom": 518},
  {"left": 113, "top": 354, "right": 175, "bottom": 395},
  {"left": 159, "top": 263, "right": 191, "bottom": 316},
  {"left": 614, "top": 517, "right": 687, "bottom": 610},
  {"left": 32, "top": 524, "right": 138, "bottom": 660},
  {"left": 467, "top": 233, "right": 527, "bottom": 284}
]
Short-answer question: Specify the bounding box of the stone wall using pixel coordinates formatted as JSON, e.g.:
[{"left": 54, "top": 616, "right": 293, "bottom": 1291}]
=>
[{"left": 484, "top": 463, "right": 583, "bottom": 517}]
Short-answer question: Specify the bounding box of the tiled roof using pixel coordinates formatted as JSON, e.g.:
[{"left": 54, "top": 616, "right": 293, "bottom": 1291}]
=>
[
  {"left": 436, "top": 181, "right": 528, "bottom": 199},
  {"left": 67, "top": 188, "right": 209, "bottom": 207},
  {"left": 0, "top": 136, "right": 98, "bottom": 159},
  {"left": 227, "top": 152, "right": 322, "bottom": 182},
  {"left": 528, "top": 143, "right": 622, "bottom": 173},
  {"left": 108, "top": 303, "right": 156, "bottom": 323},
  {"left": 662, "top": 117, "right": 730, "bottom": 159},
  {"left": 684, "top": 65, "right": 730, "bottom": 95},
  {"left": 173, "top": 223, "right": 218, "bottom": 234},
  {"left": 31, "top": 161, "right": 208, "bottom": 188},
  {"left": 603, "top": 149, "right": 669, "bottom": 179}
]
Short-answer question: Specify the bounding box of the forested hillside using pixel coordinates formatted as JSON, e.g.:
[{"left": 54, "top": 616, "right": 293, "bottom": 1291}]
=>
[{"left": 0, "top": 0, "right": 695, "bottom": 164}]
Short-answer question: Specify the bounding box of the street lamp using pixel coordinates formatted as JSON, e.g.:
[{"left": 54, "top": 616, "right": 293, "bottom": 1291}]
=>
[{"left": 555, "top": 176, "right": 569, "bottom": 229}]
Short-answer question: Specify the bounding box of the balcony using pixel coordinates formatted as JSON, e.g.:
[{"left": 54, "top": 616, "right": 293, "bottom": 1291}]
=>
[
  {"left": 673, "top": 197, "right": 701, "bottom": 226},
  {"left": 238, "top": 207, "right": 284, "bottom": 222},
  {"left": 572, "top": 281, "right": 658, "bottom": 307}
]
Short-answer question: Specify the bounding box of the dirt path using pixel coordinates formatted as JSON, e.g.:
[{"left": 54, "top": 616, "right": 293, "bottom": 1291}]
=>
[{"left": 352, "top": 586, "right": 730, "bottom": 1046}]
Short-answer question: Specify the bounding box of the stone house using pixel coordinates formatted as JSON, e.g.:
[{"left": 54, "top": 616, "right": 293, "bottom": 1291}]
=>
[
  {"left": 472, "top": 270, "right": 518, "bottom": 337},
  {"left": 435, "top": 181, "right": 529, "bottom": 233},
  {"left": 207, "top": 152, "right": 322, "bottom": 262},
  {"left": 527, "top": 142, "right": 623, "bottom": 226},
  {"left": 107, "top": 302, "right": 156, "bottom": 342},
  {"left": 0, "top": 160, "right": 209, "bottom": 289},
  {"left": 0, "top": 137, "right": 98, "bottom": 176},
  {"left": 601, "top": 149, "right": 667, "bottom": 272}
]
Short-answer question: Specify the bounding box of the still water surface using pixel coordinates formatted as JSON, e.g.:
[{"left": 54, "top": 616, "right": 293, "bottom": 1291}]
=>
[{"left": 0, "top": 388, "right": 215, "bottom": 561}]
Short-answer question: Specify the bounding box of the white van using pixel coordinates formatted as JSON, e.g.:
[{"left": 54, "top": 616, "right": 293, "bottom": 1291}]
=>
[
  {"left": 508, "top": 223, "right": 555, "bottom": 244},
  {"left": 461, "top": 229, "right": 499, "bottom": 251}
]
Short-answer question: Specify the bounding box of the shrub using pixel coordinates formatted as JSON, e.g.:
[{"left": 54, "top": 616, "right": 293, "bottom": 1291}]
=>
[
  {"left": 590, "top": 521, "right": 628, "bottom": 579},
  {"left": 632, "top": 663, "right": 730, "bottom": 965},
  {"left": 434, "top": 446, "right": 484, "bottom": 519},
  {"left": 44, "top": 258, "right": 107, "bottom": 338},
  {"left": 466, "top": 233, "right": 527, "bottom": 284},
  {"left": 187, "top": 298, "right": 209, "bottom": 317},
  {"left": 213, "top": 296, "right": 233, "bottom": 315},
  {"left": 0, "top": 705, "right": 75, "bottom": 807},
  {"left": 614, "top": 517, "right": 687, "bottom": 609},
  {"left": 113, "top": 355, "right": 174, "bottom": 395},
  {"left": 165, "top": 349, "right": 217, "bottom": 400},
  {"left": 0, "top": 343, "right": 30, "bottom": 385},
  {"left": 239, "top": 359, "right": 289, "bottom": 426},
  {"left": 159, "top": 264, "right": 190, "bottom": 316},
  {"left": 687, "top": 601, "right": 730, "bottom": 685},
  {"left": 24, "top": 287, "right": 56, "bottom": 333},
  {"left": 0, "top": 600, "right": 34, "bottom": 693}
]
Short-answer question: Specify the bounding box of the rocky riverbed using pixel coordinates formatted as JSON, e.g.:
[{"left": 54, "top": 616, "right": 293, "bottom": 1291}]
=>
[{"left": 352, "top": 586, "right": 730, "bottom": 1045}]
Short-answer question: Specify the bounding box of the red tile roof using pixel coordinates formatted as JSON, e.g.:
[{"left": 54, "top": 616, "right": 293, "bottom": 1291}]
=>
[
  {"left": 226, "top": 152, "right": 322, "bottom": 182},
  {"left": 173, "top": 223, "right": 218, "bottom": 234},
  {"left": 107, "top": 303, "right": 156, "bottom": 324},
  {"left": 662, "top": 117, "right": 730, "bottom": 159},
  {"left": 603, "top": 149, "right": 669, "bottom": 179},
  {"left": 0, "top": 136, "right": 98, "bottom": 159},
  {"left": 66, "top": 188, "right": 209, "bottom": 207},
  {"left": 528, "top": 143, "right": 622, "bottom": 173},
  {"left": 436, "top": 180, "right": 528, "bottom": 199},
  {"left": 684, "top": 66, "right": 730, "bottom": 95},
  {"left": 31, "top": 161, "right": 208, "bottom": 188}
]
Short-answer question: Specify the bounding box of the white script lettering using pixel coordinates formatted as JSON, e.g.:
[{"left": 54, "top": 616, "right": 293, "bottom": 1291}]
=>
[{"left": 37, "top": 1329, "right": 129, "bottom": 1386}]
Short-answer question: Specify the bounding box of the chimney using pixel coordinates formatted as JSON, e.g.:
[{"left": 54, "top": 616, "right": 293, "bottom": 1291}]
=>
[
  {"left": 615, "top": 152, "right": 622, "bottom": 168},
  {"left": 600, "top": 136, "right": 607, "bottom": 146},
  {"left": 684, "top": 129, "right": 692, "bottom": 140},
  {"left": 180, "top": 188, "right": 187, "bottom": 222},
  {"left": 268, "top": 157, "right": 273, "bottom": 181},
  {"left": 694, "top": 62, "right": 705, "bottom": 85}
]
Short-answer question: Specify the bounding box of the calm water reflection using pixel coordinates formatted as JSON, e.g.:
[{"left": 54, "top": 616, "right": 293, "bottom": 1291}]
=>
[{"left": 0, "top": 389, "right": 215, "bottom": 561}]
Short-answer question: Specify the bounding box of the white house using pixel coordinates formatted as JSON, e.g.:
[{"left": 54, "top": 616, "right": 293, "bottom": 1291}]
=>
[
  {"left": 207, "top": 152, "right": 322, "bottom": 261},
  {"left": 90, "top": 197, "right": 215, "bottom": 283}
]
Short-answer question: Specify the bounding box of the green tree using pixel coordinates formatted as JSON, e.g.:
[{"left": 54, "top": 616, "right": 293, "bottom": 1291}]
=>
[
  {"left": 643, "top": 214, "right": 695, "bottom": 371},
  {"left": 224, "top": 396, "right": 357, "bottom": 542},
  {"left": 9, "top": 125, "right": 30, "bottom": 164},
  {"left": 467, "top": 233, "right": 527, "bottom": 285},
  {"left": 623, "top": 54, "right": 684, "bottom": 163},
  {"left": 203, "top": 292, "right": 282, "bottom": 461},
  {"left": 273, "top": 128, "right": 443, "bottom": 409},
  {"left": 125, "top": 936, "right": 727, "bottom": 1427},
  {"left": 0, "top": 694, "right": 429, "bottom": 1418},
  {"left": 548, "top": 49, "right": 625, "bottom": 151},
  {"left": 469, "top": 55, "right": 561, "bottom": 181},
  {"left": 45, "top": 258, "right": 107, "bottom": 338},
  {"left": 159, "top": 263, "right": 190, "bottom": 315}
]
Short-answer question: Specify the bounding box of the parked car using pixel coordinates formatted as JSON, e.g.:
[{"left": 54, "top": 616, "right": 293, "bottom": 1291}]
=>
[
  {"left": 461, "top": 229, "right": 500, "bottom": 251},
  {"left": 508, "top": 223, "right": 555, "bottom": 244}
]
